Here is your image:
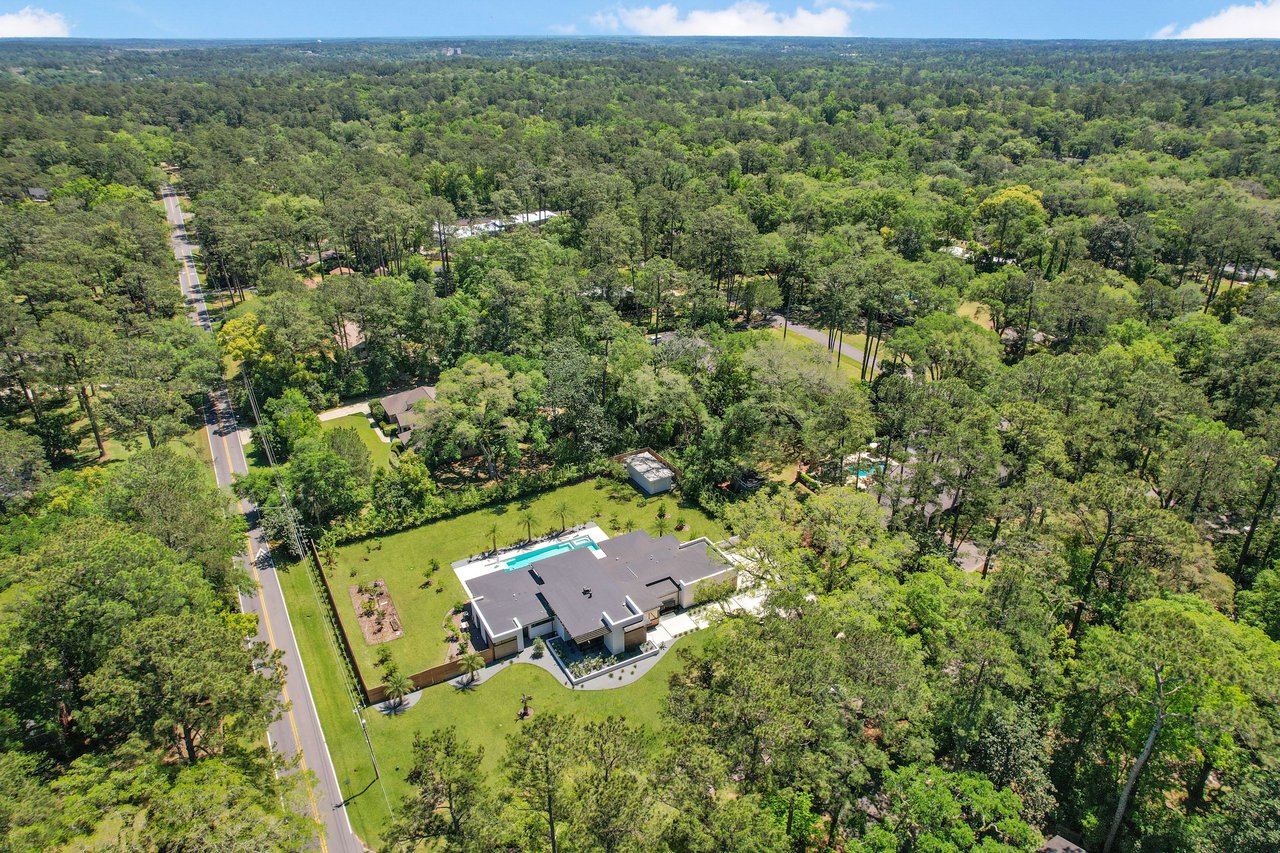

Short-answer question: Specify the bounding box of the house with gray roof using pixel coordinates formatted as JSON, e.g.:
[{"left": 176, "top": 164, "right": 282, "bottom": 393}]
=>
[
  {"left": 467, "top": 530, "right": 735, "bottom": 660},
  {"left": 378, "top": 385, "right": 435, "bottom": 445}
]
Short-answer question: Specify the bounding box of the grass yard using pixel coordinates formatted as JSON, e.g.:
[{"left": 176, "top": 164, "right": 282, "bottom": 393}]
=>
[
  {"left": 957, "top": 300, "right": 992, "bottom": 329},
  {"left": 765, "top": 325, "right": 867, "bottom": 381},
  {"left": 170, "top": 427, "right": 218, "bottom": 487},
  {"left": 320, "top": 414, "right": 393, "bottom": 471},
  {"left": 278, "top": 552, "right": 718, "bottom": 847},
  {"left": 327, "top": 478, "right": 729, "bottom": 680}
]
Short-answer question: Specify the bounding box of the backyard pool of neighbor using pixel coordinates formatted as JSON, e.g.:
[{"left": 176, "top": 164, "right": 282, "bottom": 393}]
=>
[
  {"left": 848, "top": 461, "right": 885, "bottom": 478},
  {"left": 504, "top": 536, "right": 601, "bottom": 570}
]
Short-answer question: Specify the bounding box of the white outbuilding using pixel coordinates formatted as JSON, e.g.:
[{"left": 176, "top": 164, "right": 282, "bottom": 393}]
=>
[{"left": 625, "top": 451, "right": 676, "bottom": 495}]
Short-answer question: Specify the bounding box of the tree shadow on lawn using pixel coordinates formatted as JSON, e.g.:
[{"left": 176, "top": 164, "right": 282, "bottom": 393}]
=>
[
  {"left": 375, "top": 699, "right": 410, "bottom": 717},
  {"left": 338, "top": 775, "right": 381, "bottom": 808}
]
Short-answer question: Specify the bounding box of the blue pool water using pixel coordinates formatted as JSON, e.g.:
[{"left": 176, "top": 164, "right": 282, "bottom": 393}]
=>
[
  {"left": 504, "top": 537, "right": 600, "bottom": 571},
  {"left": 847, "top": 462, "right": 885, "bottom": 478}
]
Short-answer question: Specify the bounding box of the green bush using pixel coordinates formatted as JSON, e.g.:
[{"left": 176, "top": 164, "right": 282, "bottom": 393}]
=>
[
  {"left": 797, "top": 471, "right": 823, "bottom": 492},
  {"left": 330, "top": 460, "right": 613, "bottom": 544}
]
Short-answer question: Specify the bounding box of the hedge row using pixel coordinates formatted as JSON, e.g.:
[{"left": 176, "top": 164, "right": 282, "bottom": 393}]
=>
[
  {"left": 796, "top": 471, "right": 824, "bottom": 492},
  {"left": 329, "top": 459, "right": 620, "bottom": 544}
]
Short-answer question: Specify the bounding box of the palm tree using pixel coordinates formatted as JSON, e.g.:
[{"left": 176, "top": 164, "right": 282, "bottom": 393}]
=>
[
  {"left": 655, "top": 516, "right": 670, "bottom": 538},
  {"left": 519, "top": 693, "right": 532, "bottom": 719},
  {"left": 487, "top": 521, "right": 499, "bottom": 554},
  {"left": 554, "top": 500, "right": 570, "bottom": 532},
  {"left": 385, "top": 671, "right": 411, "bottom": 708},
  {"left": 460, "top": 651, "right": 485, "bottom": 685},
  {"left": 519, "top": 509, "right": 537, "bottom": 542}
]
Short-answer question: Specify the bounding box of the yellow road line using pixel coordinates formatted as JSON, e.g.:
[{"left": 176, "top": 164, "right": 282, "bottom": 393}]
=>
[{"left": 217, "top": 419, "right": 330, "bottom": 851}]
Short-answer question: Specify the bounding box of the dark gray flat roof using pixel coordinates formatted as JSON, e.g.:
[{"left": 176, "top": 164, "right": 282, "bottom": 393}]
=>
[
  {"left": 645, "top": 577, "right": 679, "bottom": 599},
  {"left": 468, "top": 568, "right": 551, "bottom": 637},
  {"left": 470, "top": 530, "right": 728, "bottom": 643},
  {"left": 537, "top": 549, "right": 633, "bottom": 639},
  {"left": 602, "top": 530, "right": 726, "bottom": 585}
]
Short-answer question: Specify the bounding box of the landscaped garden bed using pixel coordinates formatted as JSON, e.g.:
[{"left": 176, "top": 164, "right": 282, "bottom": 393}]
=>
[
  {"left": 347, "top": 579, "right": 403, "bottom": 644},
  {"left": 547, "top": 635, "right": 660, "bottom": 684}
]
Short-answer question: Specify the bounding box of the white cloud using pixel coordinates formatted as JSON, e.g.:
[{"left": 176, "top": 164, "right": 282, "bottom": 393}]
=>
[
  {"left": 0, "top": 6, "right": 69, "bottom": 37},
  {"left": 815, "top": 0, "right": 880, "bottom": 9},
  {"left": 595, "top": 2, "right": 855, "bottom": 36},
  {"left": 1156, "top": 0, "right": 1280, "bottom": 38},
  {"left": 549, "top": 22, "right": 578, "bottom": 34},
  {"left": 592, "top": 10, "right": 622, "bottom": 30}
]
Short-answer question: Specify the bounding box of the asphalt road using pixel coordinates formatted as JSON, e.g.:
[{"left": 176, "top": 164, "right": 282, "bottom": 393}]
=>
[
  {"left": 769, "top": 313, "right": 884, "bottom": 375},
  {"left": 162, "top": 185, "right": 364, "bottom": 853}
]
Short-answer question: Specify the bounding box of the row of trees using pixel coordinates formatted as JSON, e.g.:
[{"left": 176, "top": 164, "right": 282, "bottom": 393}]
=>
[
  {"left": 0, "top": 69, "right": 318, "bottom": 849},
  {"left": 0, "top": 191, "right": 221, "bottom": 468},
  {"left": 0, "top": 449, "right": 317, "bottom": 850}
]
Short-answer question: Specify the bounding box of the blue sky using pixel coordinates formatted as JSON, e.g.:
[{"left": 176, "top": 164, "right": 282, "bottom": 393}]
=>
[{"left": 2, "top": 0, "right": 1280, "bottom": 40}]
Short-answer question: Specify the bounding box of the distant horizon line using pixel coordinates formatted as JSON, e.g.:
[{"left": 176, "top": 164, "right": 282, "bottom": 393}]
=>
[{"left": 2, "top": 34, "right": 1279, "bottom": 44}]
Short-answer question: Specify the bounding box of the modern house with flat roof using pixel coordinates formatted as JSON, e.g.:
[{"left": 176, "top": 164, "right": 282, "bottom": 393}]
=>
[
  {"left": 378, "top": 385, "right": 435, "bottom": 445},
  {"left": 467, "top": 529, "right": 734, "bottom": 660}
]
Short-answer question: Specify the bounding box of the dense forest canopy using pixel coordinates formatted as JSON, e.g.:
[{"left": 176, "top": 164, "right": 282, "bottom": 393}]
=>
[{"left": 2, "top": 36, "right": 1280, "bottom": 852}]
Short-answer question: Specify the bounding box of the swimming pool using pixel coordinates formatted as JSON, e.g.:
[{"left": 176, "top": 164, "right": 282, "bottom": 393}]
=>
[
  {"left": 847, "top": 462, "right": 885, "bottom": 478},
  {"left": 504, "top": 537, "right": 600, "bottom": 571}
]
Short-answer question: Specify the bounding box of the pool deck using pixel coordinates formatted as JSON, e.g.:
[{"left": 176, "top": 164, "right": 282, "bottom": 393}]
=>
[{"left": 452, "top": 523, "right": 610, "bottom": 592}]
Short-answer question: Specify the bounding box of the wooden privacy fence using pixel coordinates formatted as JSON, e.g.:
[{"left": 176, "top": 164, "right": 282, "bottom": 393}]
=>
[
  {"left": 305, "top": 539, "right": 374, "bottom": 702},
  {"left": 307, "top": 539, "right": 495, "bottom": 705},
  {"left": 365, "top": 645, "right": 496, "bottom": 705}
]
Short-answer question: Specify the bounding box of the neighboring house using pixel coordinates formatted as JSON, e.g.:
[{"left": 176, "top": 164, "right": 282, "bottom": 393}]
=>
[
  {"left": 379, "top": 385, "right": 435, "bottom": 445},
  {"left": 1040, "top": 837, "right": 1087, "bottom": 853},
  {"left": 25, "top": 187, "right": 49, "bottom": 202},
  {"left": 468, "top": 530, "right": 735, "bottom": 660},
  {"left": 299, "top": 248, "right": 341, "bottom": 267},
  {"left": 453, "top": 209, "right": 560, "bottom": 240},
  {"left": 623, "top": 451, "right": 676, "bottom": 495}
]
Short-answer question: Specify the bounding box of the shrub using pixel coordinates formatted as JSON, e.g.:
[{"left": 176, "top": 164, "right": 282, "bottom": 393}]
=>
[
  {"left": 330, "top": 461, "right": 614, "bottom": 544},
  {"left": 797, "top": 471, "right": 823, "bottom": 492},
  {"left": 532, "top": 637, "right": 546, "bottom": 658}
]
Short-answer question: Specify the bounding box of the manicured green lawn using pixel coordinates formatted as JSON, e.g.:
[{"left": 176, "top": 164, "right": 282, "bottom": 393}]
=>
[
  {"left": 320, "top": 414, "right": 392, "bottom": 471},
  {"left": 328, "top": 478, "right": 729, "bottom": 680},
  {"left": 957, "top": 300, "right": 992, "bottom": 329},
  {"left": 279, "top": 546, "right": 717, "bottom": 848},
  {"left": 765, "top": 325, "right": 867, "bottom": 381}
]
